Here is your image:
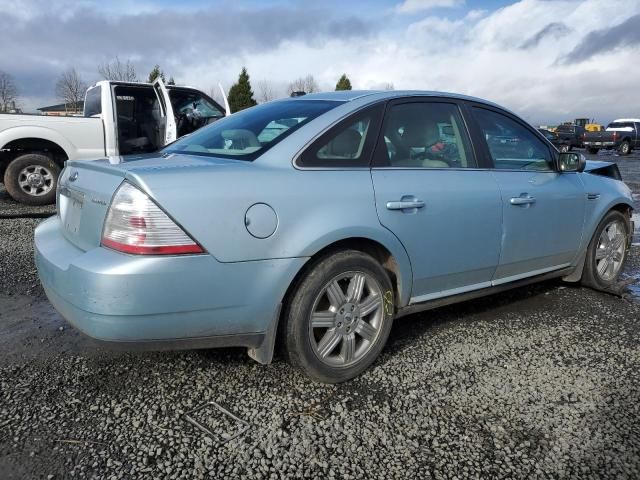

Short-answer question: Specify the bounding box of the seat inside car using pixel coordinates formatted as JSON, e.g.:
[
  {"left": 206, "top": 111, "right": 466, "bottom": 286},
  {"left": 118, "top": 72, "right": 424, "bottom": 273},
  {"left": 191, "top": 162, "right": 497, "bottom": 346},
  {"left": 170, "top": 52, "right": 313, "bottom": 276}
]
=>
[{"left": 389, "top": 119, "right": 449, "bottom": 168}]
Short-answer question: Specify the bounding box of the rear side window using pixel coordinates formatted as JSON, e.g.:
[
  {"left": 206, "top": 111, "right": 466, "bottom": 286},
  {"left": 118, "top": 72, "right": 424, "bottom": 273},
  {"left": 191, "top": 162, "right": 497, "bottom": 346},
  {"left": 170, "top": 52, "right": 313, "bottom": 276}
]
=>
[
  {"left": 298, "top": 104, "right": 383, "bottom": 168},
  {"left": 84, "top": 86, "right": 101, "bottom": 117},
  {"left": 473, "top": 107, "right": 553, "bottom": 171}
]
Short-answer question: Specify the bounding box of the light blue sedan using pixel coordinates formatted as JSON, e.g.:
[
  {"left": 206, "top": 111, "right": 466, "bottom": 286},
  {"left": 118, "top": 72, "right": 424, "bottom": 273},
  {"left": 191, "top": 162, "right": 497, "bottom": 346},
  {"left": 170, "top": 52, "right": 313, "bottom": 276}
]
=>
[{"left": 35, "top": 91, "right": 635, "bottom": 383}]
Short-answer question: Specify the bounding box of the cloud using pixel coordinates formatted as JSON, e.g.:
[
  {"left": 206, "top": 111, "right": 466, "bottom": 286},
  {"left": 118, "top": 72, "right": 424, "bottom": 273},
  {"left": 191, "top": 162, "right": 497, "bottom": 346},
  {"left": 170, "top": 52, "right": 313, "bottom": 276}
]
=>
[
  {"left": 0, "top": 3, "right": 374, "bottom": 107},
  {"left": 2, "top": 0, "right": 640, "bottom": 125},
  {"left": 395, "top": 0, "right": 464, "bottom": 14},
  {"left": 560, "top": 13, "right": 640, "bottom": 64},
  {"left": 520, "top": 22, "right": 571, "bottom": 49}
]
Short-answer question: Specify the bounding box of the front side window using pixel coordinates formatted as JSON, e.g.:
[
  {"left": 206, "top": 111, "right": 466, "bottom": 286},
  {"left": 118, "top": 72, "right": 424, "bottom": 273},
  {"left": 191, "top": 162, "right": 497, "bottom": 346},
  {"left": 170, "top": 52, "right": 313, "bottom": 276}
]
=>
[
  {"left": 472, "top": 107, "right": 553, "bottom": 171},
  {"left": 163, "top": 100, "right": 341, "bottom": 160},
  {"left": 377, "top": 102, "right": 475, "bottom": 168}
]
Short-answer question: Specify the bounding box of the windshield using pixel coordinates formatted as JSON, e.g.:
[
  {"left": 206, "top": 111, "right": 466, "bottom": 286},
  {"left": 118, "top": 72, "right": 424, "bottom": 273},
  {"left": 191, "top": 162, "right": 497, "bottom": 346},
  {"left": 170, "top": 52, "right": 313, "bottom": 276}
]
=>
[
  {"left": 163, "top": 99, "right": 342, "bottom": 160},
  {"left": 168, "top": 89, "right": 224, "bottom": 119}
]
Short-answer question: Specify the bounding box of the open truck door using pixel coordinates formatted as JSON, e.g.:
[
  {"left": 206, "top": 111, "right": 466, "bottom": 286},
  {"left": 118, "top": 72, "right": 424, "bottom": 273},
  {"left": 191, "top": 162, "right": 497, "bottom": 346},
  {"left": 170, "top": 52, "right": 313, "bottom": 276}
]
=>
[
  {"left": 153, "top": 78, "right": 177, "bottom": 145},
  {"left": 219, "top": 83, "right": 231, "bottom": 116}
]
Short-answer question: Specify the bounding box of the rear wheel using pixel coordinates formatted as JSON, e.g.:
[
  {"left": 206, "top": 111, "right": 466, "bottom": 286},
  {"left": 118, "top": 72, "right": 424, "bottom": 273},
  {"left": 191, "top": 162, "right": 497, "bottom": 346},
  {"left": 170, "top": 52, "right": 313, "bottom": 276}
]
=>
[
  {"left": 586, "top": 147, "right": 600, "bottom": 155},
  {"left": 619, "top": 141, "right": 631, "bottom": 156},
  {"left": 582, "top": 210, "right": 630, "bottom": 291},
  {"left": 283, "top": 250, "right": 394, "bottom": 383},
  {"left": 3, "top": 153, "right": 60, "bottom": 205}
]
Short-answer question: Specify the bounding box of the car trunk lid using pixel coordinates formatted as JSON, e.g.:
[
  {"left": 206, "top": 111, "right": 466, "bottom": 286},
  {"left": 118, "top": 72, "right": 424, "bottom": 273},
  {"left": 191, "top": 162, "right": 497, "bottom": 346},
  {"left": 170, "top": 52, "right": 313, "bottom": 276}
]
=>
[{"left": 57, "top": 154, "right": 247, "bottom": 251}]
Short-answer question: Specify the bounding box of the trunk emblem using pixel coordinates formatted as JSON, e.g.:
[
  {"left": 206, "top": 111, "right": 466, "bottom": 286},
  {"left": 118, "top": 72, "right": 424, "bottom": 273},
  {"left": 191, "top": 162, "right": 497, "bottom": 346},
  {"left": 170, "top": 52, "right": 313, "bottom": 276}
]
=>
[{"left": 69, "top": 171, "right": 79, "bottom": 182}]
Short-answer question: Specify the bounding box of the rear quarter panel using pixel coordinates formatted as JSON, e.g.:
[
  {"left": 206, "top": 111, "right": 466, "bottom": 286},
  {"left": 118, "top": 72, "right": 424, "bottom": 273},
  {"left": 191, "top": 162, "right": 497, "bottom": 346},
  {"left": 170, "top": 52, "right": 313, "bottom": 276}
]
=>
[{"left": 127, "top": 162, "right": 414, "bottom": 306}]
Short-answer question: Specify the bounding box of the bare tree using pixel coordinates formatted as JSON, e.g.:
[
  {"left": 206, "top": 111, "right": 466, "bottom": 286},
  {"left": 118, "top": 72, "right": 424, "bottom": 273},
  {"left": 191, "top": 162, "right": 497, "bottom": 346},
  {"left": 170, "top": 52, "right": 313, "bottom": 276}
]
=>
[
  {"left": 55, "top": 68, "right": 87, "bottom": 113},
  {"left": 256, "top": 79, "right": 275, "bottom": 103},
  {"left": 0, "top": 71, "right": 19, "bottom": 112},
  {"left": 287, "top": 74, "right": 319, "bottom": 95},
  {"left": 98, "top": 56, "right": 137, "bottom": 81},
  {"left": 382, "top": 82, "right": 395, "bottom": 90}
]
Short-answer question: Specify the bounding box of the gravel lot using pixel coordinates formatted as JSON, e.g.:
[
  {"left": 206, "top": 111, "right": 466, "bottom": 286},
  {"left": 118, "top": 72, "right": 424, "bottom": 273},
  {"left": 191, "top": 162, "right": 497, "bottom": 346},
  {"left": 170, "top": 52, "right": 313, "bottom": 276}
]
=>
[{"left": 1, "top": 153, "right": 640, "bottom": 479}]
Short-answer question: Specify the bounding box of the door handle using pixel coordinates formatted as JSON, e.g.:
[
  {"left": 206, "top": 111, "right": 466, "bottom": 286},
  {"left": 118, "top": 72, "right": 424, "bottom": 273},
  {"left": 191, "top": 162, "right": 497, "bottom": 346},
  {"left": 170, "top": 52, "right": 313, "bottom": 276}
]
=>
[
  {"left": 386, "top": 200, "right": 426, "bottom": 210},
  {"left": 510, "top": 195, "right": 536, "bottom": 206}
]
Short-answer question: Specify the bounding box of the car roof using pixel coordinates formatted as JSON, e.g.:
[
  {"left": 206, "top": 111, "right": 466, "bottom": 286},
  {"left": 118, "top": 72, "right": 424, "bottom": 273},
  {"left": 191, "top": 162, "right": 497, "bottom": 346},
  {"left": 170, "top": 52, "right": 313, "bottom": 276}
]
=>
[
  {"left": 612, "top": 118, "right": 640, "bottom": 123},
  {"left": 291, "top": 89, "right": 507, "bottom": 110}
]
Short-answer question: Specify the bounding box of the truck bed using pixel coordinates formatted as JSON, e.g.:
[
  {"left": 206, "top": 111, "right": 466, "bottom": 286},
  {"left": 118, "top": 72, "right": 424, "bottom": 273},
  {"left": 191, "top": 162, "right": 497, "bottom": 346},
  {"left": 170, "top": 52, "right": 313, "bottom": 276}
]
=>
[{"left": 0, "top": 114, "right": 106, "bottom": 160}]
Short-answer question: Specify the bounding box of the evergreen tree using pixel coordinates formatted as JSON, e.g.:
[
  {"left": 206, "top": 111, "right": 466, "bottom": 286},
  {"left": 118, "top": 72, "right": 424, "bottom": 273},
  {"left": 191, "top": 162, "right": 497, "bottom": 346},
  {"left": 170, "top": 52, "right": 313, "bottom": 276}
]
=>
[
  {"left": 167, "top": 76, "right": 176, "bottom": 85},
  {"left": 147, "top": 65, "right": 166, "bottom": 83},
  {"left": 335, "top": 74, "right": 352, "bottom": 91},
  {"left": 228, "top": 67, "right": 257, "bottom": 113}
]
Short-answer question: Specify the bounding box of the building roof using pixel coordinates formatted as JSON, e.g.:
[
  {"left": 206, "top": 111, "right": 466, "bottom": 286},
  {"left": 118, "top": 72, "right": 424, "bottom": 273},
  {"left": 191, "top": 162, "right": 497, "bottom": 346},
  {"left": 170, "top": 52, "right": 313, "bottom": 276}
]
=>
[{"left": 37, "top": 101, "right": 84, "bottom": 112}]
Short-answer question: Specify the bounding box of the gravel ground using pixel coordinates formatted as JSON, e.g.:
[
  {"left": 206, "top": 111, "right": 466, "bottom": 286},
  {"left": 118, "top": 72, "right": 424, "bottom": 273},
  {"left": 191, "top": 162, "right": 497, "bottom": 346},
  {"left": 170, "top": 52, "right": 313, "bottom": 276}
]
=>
[
  {"left": 0, "top": 184, "right": 56, "bottom": 218},
  {"left": 1, "top": 152, "right": 640, "bottom": 479}
]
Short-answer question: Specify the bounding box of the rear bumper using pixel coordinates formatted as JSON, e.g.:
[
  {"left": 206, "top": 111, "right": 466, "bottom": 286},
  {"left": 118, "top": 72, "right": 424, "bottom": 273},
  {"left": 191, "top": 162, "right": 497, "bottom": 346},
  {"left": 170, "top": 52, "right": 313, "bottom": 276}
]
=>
[
  {"left": 584, "top": 141, "right": 617, "bottom": 148},
  {"left": 35, "top": 216, "right": 306, "bottom": 346}
]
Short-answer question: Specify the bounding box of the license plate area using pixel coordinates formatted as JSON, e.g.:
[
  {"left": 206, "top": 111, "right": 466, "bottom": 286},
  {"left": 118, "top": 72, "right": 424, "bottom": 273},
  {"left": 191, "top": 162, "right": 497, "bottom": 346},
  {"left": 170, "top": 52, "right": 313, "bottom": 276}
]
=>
[{"left": 59, "top": 185, "right": 84, "bottom": 235}]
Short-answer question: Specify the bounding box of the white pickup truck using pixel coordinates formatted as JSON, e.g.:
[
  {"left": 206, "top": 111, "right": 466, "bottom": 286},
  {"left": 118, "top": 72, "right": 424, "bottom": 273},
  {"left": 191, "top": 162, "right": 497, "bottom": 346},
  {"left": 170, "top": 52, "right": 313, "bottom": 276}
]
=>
[{"left": 0, "top": 79, "right": 228, "bottom": 205}]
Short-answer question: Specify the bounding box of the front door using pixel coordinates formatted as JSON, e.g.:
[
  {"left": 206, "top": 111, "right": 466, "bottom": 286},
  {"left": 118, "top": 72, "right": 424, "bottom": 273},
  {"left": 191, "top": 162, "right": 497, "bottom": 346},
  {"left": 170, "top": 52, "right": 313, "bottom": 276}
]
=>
[
  {"left": 153, "top": 79, "right": 177, "bottom": 145},
  {"left": 468, "top": 105, "right": 585, "bottom": 283},
  {"left": 371, "top": 100, "right": 503, "bottom": 303}
]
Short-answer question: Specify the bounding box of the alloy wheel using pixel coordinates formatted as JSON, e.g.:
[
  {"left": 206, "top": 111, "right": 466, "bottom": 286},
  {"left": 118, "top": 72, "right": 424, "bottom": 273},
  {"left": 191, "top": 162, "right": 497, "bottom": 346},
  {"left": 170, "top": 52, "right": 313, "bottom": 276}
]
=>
[
  {"left": 308, "top": 271, "right": 384, "bottom": 367},
  {"left": 595, "top": 219, "right": 626, "bottom": 281}
]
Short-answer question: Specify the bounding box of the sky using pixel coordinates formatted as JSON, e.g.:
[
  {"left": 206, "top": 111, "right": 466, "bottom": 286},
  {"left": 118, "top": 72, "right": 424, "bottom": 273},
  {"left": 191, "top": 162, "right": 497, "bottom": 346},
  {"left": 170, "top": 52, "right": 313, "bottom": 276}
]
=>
[{"left": 1, "top": 0, "right": 640, "bottom": 125}]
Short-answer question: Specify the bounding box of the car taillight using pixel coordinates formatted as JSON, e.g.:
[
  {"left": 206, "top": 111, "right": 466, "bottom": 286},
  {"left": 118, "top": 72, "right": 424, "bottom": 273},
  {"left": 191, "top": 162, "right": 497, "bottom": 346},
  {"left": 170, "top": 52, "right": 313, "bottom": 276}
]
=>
[{"left": 101, "top": 182, "right": 204, "bottom": 255}]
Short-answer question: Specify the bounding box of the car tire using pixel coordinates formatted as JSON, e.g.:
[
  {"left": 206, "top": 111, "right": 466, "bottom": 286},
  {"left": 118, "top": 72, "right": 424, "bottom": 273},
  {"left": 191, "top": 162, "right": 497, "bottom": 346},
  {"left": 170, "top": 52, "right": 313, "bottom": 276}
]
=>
[
  {"left": 586, "top": 147, "right": 599, "bottom": 155},
  {"left": 582, "top": 210, "right": 630, "bottom": 291},
  {"left": 283, "top": 250, "right": 394, "bottom": 383},
  {"left": 559, "top": 144, "right": 570, "bottom": 153},
  {"left": 618, "top": 141, "right": 631, "bottom": 156},
  {"left": 4, "top": 153, "right": 60, "bottom": 205}
]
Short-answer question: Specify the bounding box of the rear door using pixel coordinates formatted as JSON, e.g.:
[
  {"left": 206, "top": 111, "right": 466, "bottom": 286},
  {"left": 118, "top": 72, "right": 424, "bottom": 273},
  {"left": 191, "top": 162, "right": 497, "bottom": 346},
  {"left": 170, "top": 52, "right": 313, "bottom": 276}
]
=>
[
  {"left": 153, "top": 79, "right": 177, "bottom": 145},
  {"left": 467, "top": 104, "right": 585, "bottom": 284},
  {"left": 370, "top": 98, "right": 503, "bottom": 302}
]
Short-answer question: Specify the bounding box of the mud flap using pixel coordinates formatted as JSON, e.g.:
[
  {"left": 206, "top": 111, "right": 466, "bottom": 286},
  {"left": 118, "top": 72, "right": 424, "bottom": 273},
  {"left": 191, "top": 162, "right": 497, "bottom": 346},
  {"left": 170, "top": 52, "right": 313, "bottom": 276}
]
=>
[{"left": 247, "top": 303, "right": 281, "bottom": 364}]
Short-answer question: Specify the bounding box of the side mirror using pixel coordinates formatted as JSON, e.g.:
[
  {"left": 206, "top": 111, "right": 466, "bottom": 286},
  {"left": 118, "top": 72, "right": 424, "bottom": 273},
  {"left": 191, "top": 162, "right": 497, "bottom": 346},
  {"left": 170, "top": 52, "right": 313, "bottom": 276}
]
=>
[{"left": 558, "top": 152, "right": 586, "bottom": 173}]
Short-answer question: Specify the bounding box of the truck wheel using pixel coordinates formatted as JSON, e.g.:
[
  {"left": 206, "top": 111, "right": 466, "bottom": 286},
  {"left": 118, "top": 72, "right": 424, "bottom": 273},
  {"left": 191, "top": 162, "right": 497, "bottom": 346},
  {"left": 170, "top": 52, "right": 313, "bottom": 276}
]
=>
[
  {"left": 586, "top": 147, "right": 599, "bottom": 155},
  {"left": 618, "top": 141, "right": 631, "bottom": 156},
  {"left": 3, "top": 153, "right": 60, "bottom": 205}
]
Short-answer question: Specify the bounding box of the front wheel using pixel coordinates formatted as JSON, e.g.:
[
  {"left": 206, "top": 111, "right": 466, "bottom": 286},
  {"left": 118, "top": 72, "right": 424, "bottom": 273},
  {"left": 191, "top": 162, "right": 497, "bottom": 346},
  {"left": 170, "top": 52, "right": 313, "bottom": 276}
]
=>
[
  {"left": 559, "top": 144, "right": 570, "bottom": 153},
  {"left": 619, "top": 141, "right": 631, "bottom": 156},
  {"left": 582, "top": 210, "right": 630, "bottom": 291},
  {"left": 283, "top": 250, "right": 394, "bottom": 383},
  {"left": 3, "top": 153, "right": 60, "bottom": 205}
]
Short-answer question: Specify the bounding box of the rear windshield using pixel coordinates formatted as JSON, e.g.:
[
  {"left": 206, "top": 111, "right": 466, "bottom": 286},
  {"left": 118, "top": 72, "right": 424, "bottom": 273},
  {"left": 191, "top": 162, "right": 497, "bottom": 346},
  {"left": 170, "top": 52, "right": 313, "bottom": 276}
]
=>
[
  {"left": 84, "top": 86, "right": 101, "bottom": 117},
  {"left": 163, "top": 100, "right": 342, "bottom": 160},
  {"left": 608, "top": 122, "right": 634, "bottom": 129}
]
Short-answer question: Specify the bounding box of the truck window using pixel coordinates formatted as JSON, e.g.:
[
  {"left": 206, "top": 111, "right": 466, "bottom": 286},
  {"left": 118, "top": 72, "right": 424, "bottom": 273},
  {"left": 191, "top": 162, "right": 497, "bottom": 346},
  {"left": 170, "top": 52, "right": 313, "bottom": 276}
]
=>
[
  {"left": 84, "top": 86, "right": 102, "bottom": 117},
  {"left": 168, "top": 89, "right": 225, "bottom": 138}
]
